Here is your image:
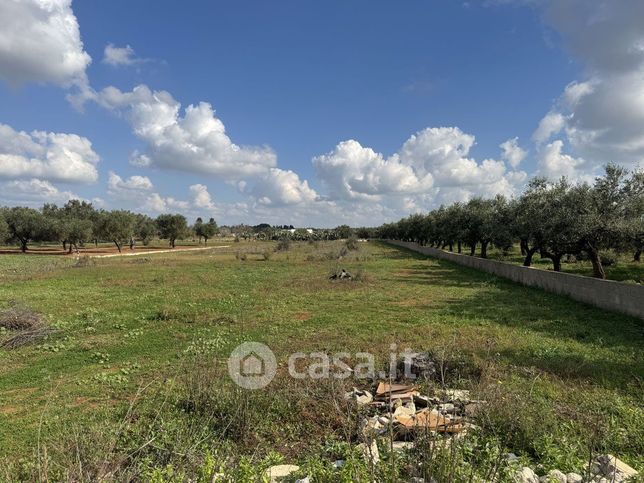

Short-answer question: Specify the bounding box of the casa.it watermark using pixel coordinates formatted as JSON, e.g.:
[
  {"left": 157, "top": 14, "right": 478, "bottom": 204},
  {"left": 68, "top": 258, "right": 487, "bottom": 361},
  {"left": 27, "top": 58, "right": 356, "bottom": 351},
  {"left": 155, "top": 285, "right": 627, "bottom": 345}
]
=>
[{"left": 228, "top": 342, "right": 417, "bottom": 390}]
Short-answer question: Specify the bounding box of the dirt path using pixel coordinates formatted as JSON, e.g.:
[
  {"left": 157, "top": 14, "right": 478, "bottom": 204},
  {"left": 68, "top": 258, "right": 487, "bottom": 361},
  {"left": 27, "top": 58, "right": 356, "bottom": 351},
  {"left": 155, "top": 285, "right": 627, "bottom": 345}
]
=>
[{"left": 89, "top": 245, "right": 231, "bottom": 258}]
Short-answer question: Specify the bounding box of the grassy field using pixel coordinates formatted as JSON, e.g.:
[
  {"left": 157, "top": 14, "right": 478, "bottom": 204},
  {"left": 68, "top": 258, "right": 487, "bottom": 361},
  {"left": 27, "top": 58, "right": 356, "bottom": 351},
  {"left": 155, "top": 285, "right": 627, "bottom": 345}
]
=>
[{"left": 0, "top": 240, "right": 642, "bottom": 481}]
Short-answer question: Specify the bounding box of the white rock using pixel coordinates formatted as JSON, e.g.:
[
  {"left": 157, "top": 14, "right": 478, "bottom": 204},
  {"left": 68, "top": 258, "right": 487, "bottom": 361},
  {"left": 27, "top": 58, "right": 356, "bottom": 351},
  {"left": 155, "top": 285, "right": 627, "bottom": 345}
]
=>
[
  {"left": 295, "top": 478, "right": 311, "bottom": 483},
  {"left": 438, "top": 403, "right": 456, "bottom": 413},
  {"left": 566, "top": 473, "right": 583, "bottom": 483},
  {"left": 265, "top": 465, "right": 300, "bottom": 482},
  {"left": 392, "top": 441, "right": 414, "bottom": 452},
  {"left": 332, "top": 460, "right": 345, "bottom": 469},
  {"left": 357, "top": 440, "right": 380, "bottom": 465},
  {"left": 443, "top": 389, "right": 471, "bottom": 402},
  {"left": 345, "top": 388, "right": 373, "bottom": 406},
  {"left": 378, "top": 416, "right": 390, "bottom": 425},
  {"left": 593, "top": 454, "right": 638, "bottom": 482},
  {"left": 513, "top": 466, "right": 539, "bottom": 483},
  {"left": 539, "top": 470, "right": 566, "bottom": 483}
]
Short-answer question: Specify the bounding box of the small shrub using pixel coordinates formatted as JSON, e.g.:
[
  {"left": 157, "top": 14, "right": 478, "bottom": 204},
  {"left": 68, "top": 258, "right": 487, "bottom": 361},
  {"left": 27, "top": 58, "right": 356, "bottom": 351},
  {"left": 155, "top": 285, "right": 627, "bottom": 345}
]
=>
[
  {"left": 74, "top": 256, "right": 95, "bottom": 268},
  {"left": 276, "top": 238, "right": 291, "bottom": 251},
  {"left": 234, "top": 236, "right": 240, "bottom": 243},
  {"left": 261, "top": 250, "right": 272, "bottom": 261},
  {"left": 345, "top": 236, "right": 359, "bottom": 251}
]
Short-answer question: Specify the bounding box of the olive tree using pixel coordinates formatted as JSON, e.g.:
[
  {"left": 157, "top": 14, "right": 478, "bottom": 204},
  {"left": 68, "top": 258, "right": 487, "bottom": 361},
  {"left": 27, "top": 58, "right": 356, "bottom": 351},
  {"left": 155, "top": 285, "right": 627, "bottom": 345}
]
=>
[
  {"left": 195, "top": 217, "right": 218, "bottom": 245},
  {"left": 156, "top": 214, "right": 188, "bottom": 248},
  {"left": 97, "top": 210, "right": 136, "bottom": 253},
  {"left": 135, "top": 214, "right": 157, "bottom": 246},
  {"left": 0, "top": 212, "right": 9, "bottom": 244},
  {"left": 3, "top": 207, "right": 47, "bottom": 252}
]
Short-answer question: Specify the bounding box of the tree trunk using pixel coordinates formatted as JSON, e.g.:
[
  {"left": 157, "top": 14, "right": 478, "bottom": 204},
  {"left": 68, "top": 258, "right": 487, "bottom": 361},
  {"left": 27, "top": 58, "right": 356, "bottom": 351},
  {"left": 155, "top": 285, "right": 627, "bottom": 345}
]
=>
[
  {"left": 634, "top": 249, "right": 641, "bottom": 262},
  {"left": 520, "top": 239, "right": 528, "bottom": 256},
  {"left": 115, "top": 241, "right": 122, "bottom": 253},
  {"left": 552, "top": 254, "right": 562, "bottom": 272},
  {"left": 470, "top": 244, "right": 476, "bottom": 256},
  {"left": 171, "top": 239, "right": 176, "bottom": 248},
  {"left": 63, "top": 240, "right": 67, "bottom": 251},
  {"left": 204, "top": 237, "right": 208, "bottom": 246},
  {"left": 457, "top": 241, "right": 462, "bottom": 254},
  {"left": 480, "top": 241, "right": 489, "bottom": 258},
  {"left": 586, "top": 247, "right": 606, "bottom": 279},
  {"left": 523, "top": 247, "right": 538, "bottom": 267},
  {"left": 95, "top": 239, "right": 98, "bottom": 248},
  {"left": 68, "top": 244, "right": 73, "bottom": 254},
  {"left": 448, "top": 243, "right": 453, "bottom": 252},
  {"left": 20, "top": 240, "right": 28, "bottom": 252}
]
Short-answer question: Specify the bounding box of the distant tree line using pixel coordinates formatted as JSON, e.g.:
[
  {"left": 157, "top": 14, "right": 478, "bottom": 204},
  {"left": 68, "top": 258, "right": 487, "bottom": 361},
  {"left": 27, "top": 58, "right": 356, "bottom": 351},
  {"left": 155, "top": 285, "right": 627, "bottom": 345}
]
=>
[
  {"left": 0, "top": 201, "right": 208, "bottom": 253},
  {"left": 376, "top": 165, "right": 643, "bottom": 279}
]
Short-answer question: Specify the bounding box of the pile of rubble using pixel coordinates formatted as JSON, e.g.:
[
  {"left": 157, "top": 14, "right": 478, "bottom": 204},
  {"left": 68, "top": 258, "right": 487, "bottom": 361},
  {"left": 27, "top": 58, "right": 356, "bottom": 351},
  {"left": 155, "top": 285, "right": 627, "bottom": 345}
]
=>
[
  {"left": 510, "top": 454, "right": 638, "bottom": 483},
  {"left": 347, "top": 382, "right": 481, "bottom": 446}
]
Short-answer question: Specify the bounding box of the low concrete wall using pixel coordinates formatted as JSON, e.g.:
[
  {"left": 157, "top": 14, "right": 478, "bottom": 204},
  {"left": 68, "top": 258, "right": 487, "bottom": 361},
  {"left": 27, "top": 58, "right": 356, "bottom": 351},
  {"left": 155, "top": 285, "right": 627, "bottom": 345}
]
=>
[{"left": 385, "top": 240, "right": 644, "bottom": 320}]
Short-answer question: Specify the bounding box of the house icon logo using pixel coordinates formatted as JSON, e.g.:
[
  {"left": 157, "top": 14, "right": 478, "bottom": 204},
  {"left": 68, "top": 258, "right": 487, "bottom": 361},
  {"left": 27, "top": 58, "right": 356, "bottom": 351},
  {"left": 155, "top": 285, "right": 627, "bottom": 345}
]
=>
[{"left": 228, "top": 342, "right": 277, "bottom": 389}]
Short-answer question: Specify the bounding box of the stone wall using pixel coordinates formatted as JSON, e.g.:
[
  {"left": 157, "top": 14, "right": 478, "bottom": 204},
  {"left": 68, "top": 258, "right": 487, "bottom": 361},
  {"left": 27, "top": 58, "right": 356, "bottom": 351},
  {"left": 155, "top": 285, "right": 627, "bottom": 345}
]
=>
[{"left": 386, "top": 240, "right": 644, "bottom": 320}]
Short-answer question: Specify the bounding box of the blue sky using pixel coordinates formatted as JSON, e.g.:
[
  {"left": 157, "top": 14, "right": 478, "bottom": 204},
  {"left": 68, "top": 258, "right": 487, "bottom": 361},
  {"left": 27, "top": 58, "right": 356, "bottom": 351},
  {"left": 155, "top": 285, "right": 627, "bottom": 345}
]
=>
[{"left": 1, "top": 0, "right": 642, "bottom": 226}]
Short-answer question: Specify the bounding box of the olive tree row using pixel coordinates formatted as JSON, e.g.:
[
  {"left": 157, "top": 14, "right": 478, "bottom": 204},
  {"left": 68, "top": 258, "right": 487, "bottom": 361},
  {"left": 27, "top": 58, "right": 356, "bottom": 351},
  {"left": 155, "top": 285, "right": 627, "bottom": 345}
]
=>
[
  {"left": 0, "top": 202, "right": 202, "bottom": 253},
  {"left": 377, "top": 165, "right": 643, "bottom": 279}
]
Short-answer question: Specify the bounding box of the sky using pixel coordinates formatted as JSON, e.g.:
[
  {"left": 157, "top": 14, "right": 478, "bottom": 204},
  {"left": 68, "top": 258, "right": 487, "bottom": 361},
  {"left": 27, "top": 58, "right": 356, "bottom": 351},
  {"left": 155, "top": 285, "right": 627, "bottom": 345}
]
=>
[{"left": 0, "top": 0, "right": 643, "bottom": 227}]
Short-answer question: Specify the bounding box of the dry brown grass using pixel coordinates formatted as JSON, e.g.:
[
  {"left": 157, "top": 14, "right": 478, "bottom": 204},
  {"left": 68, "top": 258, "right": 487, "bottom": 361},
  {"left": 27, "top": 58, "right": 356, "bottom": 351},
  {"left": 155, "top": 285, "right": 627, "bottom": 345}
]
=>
[{"left": 0, "top": 304, "right": 55, "bottom": 349}]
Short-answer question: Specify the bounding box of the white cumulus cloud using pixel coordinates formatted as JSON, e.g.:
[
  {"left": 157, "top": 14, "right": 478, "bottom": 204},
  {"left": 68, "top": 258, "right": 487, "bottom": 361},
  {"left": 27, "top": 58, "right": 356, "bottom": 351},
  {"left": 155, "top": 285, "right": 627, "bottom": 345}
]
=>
[
  {"left": 313, "top": 139, "right": 434, "bottom": 200},
  {"left": 531, "top": 1, "right": 644, "bottom": 170},
  {"left": 499, "top": 137, "right": 527, "bottom": 168},
  {"left": 84, "top": 84, "right": 277, "bottom": 180},
  {"left": 0, "top": 178, "right": 79, "bottom": 206},
  {"left": 0, "top": 123, "right": 99, "bottom": 183},
  {"left": 102, "top": 44, "right": 138, "bottom": 66},
  {"left": 247, "top": 168, "right": 318, "bottom": 206},
  {"left": 0, "top": 0, "right": 91, "bottom": 87}
]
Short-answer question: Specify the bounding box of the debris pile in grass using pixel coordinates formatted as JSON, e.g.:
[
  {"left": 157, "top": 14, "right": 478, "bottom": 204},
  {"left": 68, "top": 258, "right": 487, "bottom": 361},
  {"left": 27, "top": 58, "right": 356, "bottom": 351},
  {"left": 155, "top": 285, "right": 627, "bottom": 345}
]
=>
[
  {"left": 346, "top": 381, "right": 482, "bottom": 445},
  {"left": 329, "top": 268, "right": 352, "bottom": 280},
  {"left": 0, "top": 304, "right": 55, "bottom": 349}
]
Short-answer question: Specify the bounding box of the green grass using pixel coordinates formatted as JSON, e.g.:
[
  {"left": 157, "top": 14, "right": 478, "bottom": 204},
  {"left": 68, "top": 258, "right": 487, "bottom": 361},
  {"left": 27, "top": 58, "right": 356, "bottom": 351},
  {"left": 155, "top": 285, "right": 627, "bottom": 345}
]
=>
[{"left": 0, "top": 241, "right": 642, "bottom": 479}]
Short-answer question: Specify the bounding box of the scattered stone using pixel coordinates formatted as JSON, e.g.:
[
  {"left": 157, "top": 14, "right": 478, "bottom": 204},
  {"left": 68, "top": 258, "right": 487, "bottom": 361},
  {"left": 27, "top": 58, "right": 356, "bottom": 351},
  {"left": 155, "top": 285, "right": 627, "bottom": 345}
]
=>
[
  {"left": 392, "top": 441, "right": 414, "bottom": 452},
  {"left": 539, "top": 469, "right": 566, "bottom": 482},
  {"left": 566, "top": 473, "right": 583, "bottom": 483},
  {"left": 590, "top": 454, "right": 638, "bottom": 482},
  {"left": 295, "top": 478, "right": 311, "bottom": 483},
  {"left": 513, "top": 466, "right": 539, "bottom": 483},
  {"left": 393, "top": 402, "right": 416, "bottom": 418},
  {"left": 357, "top": 440, "right": 380, "bottom": 466},
  {"left": 345, "top": 387, "right": 373, "bottom": 406},
  {"left": 441, "top": 389, "right": 471, "bottom": 402},
  {"left": 506, "top": 453, "right": 519, "bottom": 463},
  {"left": 332, "top": 460, "right": 345, "bottom": 469},
  {"left": 437, "top": 403, "right": 456, "bottom": 414},
  {"left": 265, "top": 465, "right": 300, "bottom": 482},
  {"left": 377, "top": 416, "right": 390, "bottom": 425},
  {"left": 360, "top": 415, "right": 386, "bottom": 437}
]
